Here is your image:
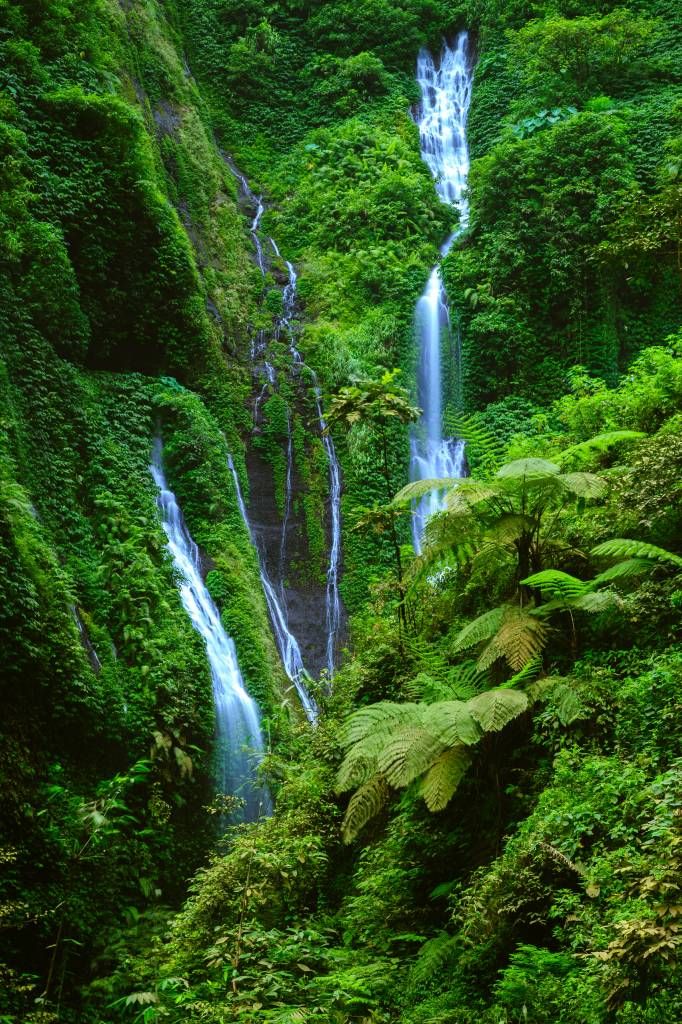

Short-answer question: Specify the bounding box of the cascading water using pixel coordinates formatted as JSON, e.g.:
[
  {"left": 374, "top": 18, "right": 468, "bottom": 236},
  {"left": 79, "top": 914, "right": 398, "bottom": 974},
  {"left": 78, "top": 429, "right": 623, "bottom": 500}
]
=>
[
  {"left": 227, "top": 454, "right": 319, "bottom": 722},
  {"left": 151, "top": 439, "right": 271, "bottom": 820},
  {"left": 410, "top": 32, "right": 473, "bottom": 552},
  {"left": 224, "top": 156, "right": 344, "bottom": 680}
]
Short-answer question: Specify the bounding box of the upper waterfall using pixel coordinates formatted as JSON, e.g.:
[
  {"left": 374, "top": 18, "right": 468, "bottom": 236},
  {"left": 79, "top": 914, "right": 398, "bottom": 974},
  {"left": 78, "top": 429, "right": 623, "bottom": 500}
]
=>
[{"left": 410, "top": 32, "right": 473, "bottom": 552}]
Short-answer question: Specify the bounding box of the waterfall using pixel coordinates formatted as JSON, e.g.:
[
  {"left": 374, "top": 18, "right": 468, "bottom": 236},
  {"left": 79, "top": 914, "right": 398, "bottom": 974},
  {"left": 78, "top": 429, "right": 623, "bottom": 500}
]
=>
[
  {"left": 410, "top": 32, "right": 472, "bottom": 552},
  {"left": 150, "top": 439, "right": 271, "bottom": 820},
  {"left": 222, "top": 153, "right": 344, "bottom": 679},
  {"left": 227, "top": 454, "right": 319, "bottom": 722},
  {"left": 289, "top": 341, "right": 343, "bottom": 677}
]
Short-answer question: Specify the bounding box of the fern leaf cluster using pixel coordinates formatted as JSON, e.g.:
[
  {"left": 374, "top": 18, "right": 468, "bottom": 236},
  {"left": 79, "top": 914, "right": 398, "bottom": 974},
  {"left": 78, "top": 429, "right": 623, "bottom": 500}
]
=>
[
  {"left": 452, "top": 604, "right": 548, "bottom": 672},
  {"left": 337, "top": 687, "right": 530, "bottom": 840}
]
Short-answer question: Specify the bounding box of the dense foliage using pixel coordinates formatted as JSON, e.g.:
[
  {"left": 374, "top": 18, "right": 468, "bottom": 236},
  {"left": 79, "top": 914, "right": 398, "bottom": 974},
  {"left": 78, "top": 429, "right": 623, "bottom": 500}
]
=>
[{"left": 0, "top": 0, "right": 680, "bottom": 1022}]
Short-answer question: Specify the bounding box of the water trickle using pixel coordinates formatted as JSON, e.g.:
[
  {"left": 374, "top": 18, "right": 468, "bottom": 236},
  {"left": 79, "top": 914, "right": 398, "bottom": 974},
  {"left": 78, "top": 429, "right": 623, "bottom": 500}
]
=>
[
  {"left": 227, "top": 454, "right": 319, "bottom": 722},
  {"left": 410, "top": 32, "right": 473, "bottom": 552},
  {"left": 223, "top": 151, "right": 344, "bottom": 680},
  {"left": 151, "top": 439, "right": 271, "bottom": 819}
]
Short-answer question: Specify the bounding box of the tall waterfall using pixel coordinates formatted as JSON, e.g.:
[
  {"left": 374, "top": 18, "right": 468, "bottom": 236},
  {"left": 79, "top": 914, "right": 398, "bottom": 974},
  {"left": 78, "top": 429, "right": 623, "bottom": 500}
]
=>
[
  {"left": 223, "top": 154, "right": 343, "bottom": 682},
  {"left": 227, "top": 454, "right": 319, "bottom": 722},
  {"left": 410, "top": 32, "right": 472, "bottom": 552},
  {"left": 151, "top": 440, "right": 271, "bottom": 820}
]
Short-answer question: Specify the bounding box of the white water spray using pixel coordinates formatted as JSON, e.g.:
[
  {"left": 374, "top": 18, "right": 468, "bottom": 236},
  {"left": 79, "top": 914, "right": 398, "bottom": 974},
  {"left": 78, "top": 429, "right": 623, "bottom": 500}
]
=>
[
  {"left": 151, "top": 440, "right": 271, "bottom": 819},
  {"left": 410, "top": 32, "right": 472, "bottom": 552}
]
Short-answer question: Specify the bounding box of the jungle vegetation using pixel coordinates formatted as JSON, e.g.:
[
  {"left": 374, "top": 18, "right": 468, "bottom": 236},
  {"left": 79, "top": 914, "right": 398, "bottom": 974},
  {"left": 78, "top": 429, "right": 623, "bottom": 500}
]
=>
[{"left": 0, "top": 0, "right": 681, "bottom": 1022}]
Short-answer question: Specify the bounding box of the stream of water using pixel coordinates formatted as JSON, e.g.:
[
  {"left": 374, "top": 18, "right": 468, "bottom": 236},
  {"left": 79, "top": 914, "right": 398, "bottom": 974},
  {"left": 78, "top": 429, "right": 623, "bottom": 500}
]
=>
[
  {"left": 151, "top": 439, "right": 271, "bottom": 819},
  {"left": 227, "top": 454, "right": 319, "bottom": 722},
  {"left": 224, "top": 159, "right": 343, "bottom": 683},
  {"left": 410, "top": 32, "right": 473, "bottom": 552}
]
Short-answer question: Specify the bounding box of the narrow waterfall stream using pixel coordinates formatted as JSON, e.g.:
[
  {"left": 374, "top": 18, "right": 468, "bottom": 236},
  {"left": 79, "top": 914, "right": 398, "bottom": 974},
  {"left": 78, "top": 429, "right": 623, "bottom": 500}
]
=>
[
  {"left": 410, "top": 32, "right": 473, "bottom": 552},
  {"left": 151, "top": 439, "right": 271, "bottom": 820},
  {"left": 227, "top": 454, "right": 319, "bottom": 722},
  {"left": 223, "top": 156, "right": 343, "bottom": 687}
]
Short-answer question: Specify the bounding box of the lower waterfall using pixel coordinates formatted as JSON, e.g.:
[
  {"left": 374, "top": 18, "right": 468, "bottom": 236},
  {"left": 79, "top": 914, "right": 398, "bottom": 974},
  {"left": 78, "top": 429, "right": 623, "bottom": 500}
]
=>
[{"left": 151, "top": 439, "right": 271, "bottom": 819}]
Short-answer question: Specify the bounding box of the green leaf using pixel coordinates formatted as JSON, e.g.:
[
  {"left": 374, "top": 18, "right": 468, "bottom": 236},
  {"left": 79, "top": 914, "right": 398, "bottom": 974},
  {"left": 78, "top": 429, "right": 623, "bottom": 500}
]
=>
[
  {"left": 468, "top": 688, "right": 529, "bottom": 732},
  {"left": 420, "top": 747, "right": 471, "bottom": 811}
]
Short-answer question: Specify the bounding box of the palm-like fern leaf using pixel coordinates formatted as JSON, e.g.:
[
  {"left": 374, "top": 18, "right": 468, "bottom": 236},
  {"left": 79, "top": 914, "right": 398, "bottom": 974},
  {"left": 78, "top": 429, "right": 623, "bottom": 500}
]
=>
[
  {"left": 501, "top": 655, "right": 543, "bottom": 689},
  {"left": 592, "top": 558, "right": 654, "bottom": 584},
  {"left": 591, "top": 539, "right": 682, "bottom": 568},
  {"left": 571, "top": 590, "right": 621, "bottom": 613},
  {"left": 422, "top": 702, "right": 481, "bottom": 747},
  {"left": 468, "top": 688, "right": 529, "bottom": 732},
  {"left": 522, "top": 570, "right": 588, "bottom": 599},
  {"left": 485, "top": 606, "right": 549, "bottom": 672},
  {"left": 342, "top": 775, "right": 390, "bottom": 843},
  {"left": 393, "top": 478, "right": 457, "bottom": 506},
  {"left": 497, "top": 458, "right": 561, "bottom": 478},
  {"left": 451, "top": 606, "right": 505, "bottom": 654},
  {"left": 557, "top": 430, "right": 645, "bottom": 467},
  {"left": 340, "top": 702, "right": 420, "bottom": 749},
  {"left": 420, "top": 747, "right": 471, "bottom": 811},
  {"left": 377, "top": 725, "right": 446, "bottom": 788},
  {"left": 558, "top": 472, "right": 606, "bottom": 499}
]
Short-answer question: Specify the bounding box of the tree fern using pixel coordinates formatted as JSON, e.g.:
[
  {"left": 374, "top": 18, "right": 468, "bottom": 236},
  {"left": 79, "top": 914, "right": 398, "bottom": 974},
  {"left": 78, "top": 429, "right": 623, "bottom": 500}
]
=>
[
  {"left": 558, "top": 471, "right": 607, "bottom": 499},
  {"left": 571, "top": 590, "right": 621, "bottom": 613},
  {"left": 445, "top": 411, "right": 504, "bottom": 469},
  {"left": 420, "top": 747, "right": 471, "bottom": 811},
  {"left": 591, "top": 539, "right": 682, "bottom": 568},
  {"left": 592, "top": 558, "right": 655, "bottom": 584},
  {"left": 409, "top": 932, "right": 459, "bottom": 987}
]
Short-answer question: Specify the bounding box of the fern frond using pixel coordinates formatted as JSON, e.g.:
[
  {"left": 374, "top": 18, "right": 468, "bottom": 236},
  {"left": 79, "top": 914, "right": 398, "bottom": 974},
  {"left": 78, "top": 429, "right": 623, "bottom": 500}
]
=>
[
  {"left": 592, "top": 559, "right": 653, "bottom": 584},
  {"left": 502, "top": 655, "right": 543, "bottom": 689},
  {"left": 446, "top": 661, "right": 485, "bottom": 700},
  {"left": 336, "top": 735, "right": 386, "bottom": 793},
  {"left": 422, "top": 702, "right": 481, "bottom": 747},
  {"left": 377, "top": 725, "right": 446, "bottom": 788},
  {"left": 571, "top": 590, "right": 621, "bottom": 613},
  {"left": 451, "top": 606, "right": 505, "bottom": 654},
  {"left": 420, "top": 747, "right": 471, "bottom": 811},
  {"left": 557, "top": 430, "right": 645, "bottom": 467},
  {"left": 409, "top": 933, "right": 459, "bottom": 986},
  {"left": 393, "top": 478, "right": 457, "bottom": 506},
  {"left": 551, "top": 682, "right": 585, "bottom": 725},
  {"left": 557, "top": 471, "right": 606, "bottom": 500},
  {"left": 591, "top": 539, "right": 682, "bottom": 568},
  {"left": 522, "top": 570, "right": 588, "bottom": 599},
  {"left": 341, "top": 774, "right": 390, "bottom": 843},
  {"left": 468, "top": 688, "right": 529, "bottom": 732},
  {"left": 445, "top": 481, "right": 498, "bottom": 511},
  {"left": 340, "top": 702, "right": 420, "bottom": 749},
  {"left": 484, "top": 514, "right": 533, "bottom": 545},
  {"left": 489, "top": 606, "right": 549, "bottom": 671},
  {"left": 497, "top": 458, "right": 560, "bottom": 478}
]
